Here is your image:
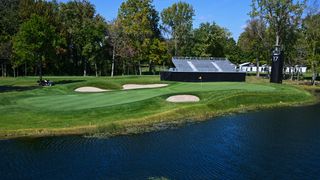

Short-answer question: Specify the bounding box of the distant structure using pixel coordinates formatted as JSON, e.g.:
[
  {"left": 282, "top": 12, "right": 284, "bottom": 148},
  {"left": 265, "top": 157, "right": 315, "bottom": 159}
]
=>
[
  {"left": 160, "top": 57, "right": 246, "bottom": 82},
  {"left": 239, "top": 62, "right": 307, "bottom": 74},
  {"left": 239, "top": 62, "right": 271, "bottom": 73}
]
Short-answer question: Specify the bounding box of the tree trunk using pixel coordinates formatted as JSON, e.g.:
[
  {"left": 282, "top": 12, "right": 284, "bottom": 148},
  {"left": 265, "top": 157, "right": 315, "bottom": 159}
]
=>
[
  {"left": 174, "top": 32, "right": 178, "bottom": 56},
  {"left": 24, "top": 62, "right": 27, "bottom": 76},
  {"left": 1, "top": 63, "right": 3, "bottom": 77},
  {"left": 34, "top": 65, "right": 37, "bottom": 76},
  {"left": 312, "top": 72, "right": 316, "bottom": 86},
  {"left": 13, "top": 67, "right": 16, "bottom": 78},
  {"left": 127, "top": 61, "right": 130, "bottom": 75},
  {"left": 149, "top": 60, "right": 152, "bottom": 73},
  {"left": 39, "top": 56, "right": 43, "bottom": 81},
  {"left": 95, "top": 62, "right": 98, "bottom": 77},
  {"left": 4, "top": 63, "right": 6, "bottom": 77},
  {"left": 311, "top": 61, "right": 317, "bottom": 86},
  {"left": 276, "top": 33, "right": 280, "bottom": 47},
  {"left": 312, "top": 43, "right": 317, "bottom": 86},
  {"left": 111, "top": 45, "right": 115, "bottom": 77},
  {"left": 256, "top": 57, "right": 260, "bottom": 78},
  {"left": 149, "top": 60, "right": 155, "bottom": 75},
  {"left": 134, "top": 62, "right": 137, "bottom": 75},
  {"left": 83, "top": 58, "right": 87, "bottom": 77},
  {"left": 122, "top": 59, "right": 125, "bottom": 76},
  {"left": 138, "top": 60, "right": 142, "bottom": 76}
]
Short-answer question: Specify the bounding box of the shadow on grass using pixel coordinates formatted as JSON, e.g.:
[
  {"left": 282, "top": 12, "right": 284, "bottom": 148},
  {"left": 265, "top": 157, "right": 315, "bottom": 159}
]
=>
[
  {"left": 303, "top": 77, "right": 320, "bottom": 81},
  {"left": 54, "top": 80, "right": 85, "bottom": 85},
  {"left": 0, "top": 86, "right": 39, "bottom": 93}
]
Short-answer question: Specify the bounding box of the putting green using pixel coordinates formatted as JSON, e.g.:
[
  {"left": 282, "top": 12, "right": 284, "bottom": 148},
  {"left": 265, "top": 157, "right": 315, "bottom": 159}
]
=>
[
  {"left": 0, "top": 76, "right": 314, "bottom": 138},
  {"left": 18, "top": 82, "right": 276, "bottom": 111}
]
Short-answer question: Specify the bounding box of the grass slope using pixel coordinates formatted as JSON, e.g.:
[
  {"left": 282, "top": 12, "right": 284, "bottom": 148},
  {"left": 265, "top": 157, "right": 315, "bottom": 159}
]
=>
[{"left": 0, "top": 76, "right": 316, "bottom": 138}]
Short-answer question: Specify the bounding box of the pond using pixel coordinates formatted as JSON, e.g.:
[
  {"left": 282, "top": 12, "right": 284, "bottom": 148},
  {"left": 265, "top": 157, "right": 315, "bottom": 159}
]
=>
[{"left": 1, "top": 103, "right": 320, "bottom": 179}]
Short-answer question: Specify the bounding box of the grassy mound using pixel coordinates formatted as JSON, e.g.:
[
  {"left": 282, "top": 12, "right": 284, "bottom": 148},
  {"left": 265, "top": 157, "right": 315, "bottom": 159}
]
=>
[{"left": 0, "top": 76, "right": 316, "bottom": 138}]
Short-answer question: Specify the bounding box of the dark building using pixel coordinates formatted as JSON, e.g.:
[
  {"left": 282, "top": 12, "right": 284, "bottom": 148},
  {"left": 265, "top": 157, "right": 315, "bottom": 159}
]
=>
[{"left": 161, "top": 57, "right": 246, "bottom": 82}]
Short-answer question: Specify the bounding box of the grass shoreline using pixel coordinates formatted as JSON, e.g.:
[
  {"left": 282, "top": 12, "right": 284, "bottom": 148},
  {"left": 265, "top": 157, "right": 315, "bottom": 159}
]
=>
[
  {"left": 0, "top": 96, "right": 317, "bottom": 140},
  {"left": 0, "top": 76, "right": 318, "bottom": 140}
]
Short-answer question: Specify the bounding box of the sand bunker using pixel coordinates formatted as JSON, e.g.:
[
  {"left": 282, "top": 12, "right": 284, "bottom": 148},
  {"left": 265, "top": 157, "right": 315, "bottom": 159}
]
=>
[
  {"left": 166, "top": 95, "right": 200, "bottom": 103},
  {"left": 74, "top": 87, "right": 110, "bottom": 93},
  {"left": 123, "top": 84, "right": 168, "bottom": 90}
]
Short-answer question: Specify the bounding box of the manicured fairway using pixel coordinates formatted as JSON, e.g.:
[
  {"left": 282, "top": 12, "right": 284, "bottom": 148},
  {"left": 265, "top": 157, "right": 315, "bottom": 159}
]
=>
[{"left": 0, "top": 76, "right": 315, "bottom": 138}]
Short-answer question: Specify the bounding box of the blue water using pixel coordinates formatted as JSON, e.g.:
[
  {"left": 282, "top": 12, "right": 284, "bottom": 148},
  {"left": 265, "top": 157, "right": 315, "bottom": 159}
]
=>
[{"left": 1, "top": 103, "right": 320, "bottom": 179}]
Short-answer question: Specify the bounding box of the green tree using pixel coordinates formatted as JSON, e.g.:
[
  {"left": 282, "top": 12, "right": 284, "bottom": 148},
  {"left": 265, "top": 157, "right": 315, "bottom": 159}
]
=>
[
  {"left": 59, "top": 0, "right": 96, "bottom": 76},
  {"left": 251, "top": 0, "right": 306, "bottom": 48},
  {"left": 192, "top": 22, "right": 230, "bottom": 57},
  {"left": 82, "top": 15, "right": 108, "bottom": 77},
  {"left": 0, "top": 0, "right": 20, "bottom": 77},
  {"left": 13, "top": 14, "right": 57, "bottom": 80},
  {"left": 161, "top": 2, "right": 195, "bottom": 56},
  {"left": 147, "top": 38, "right": 170, "bottom": 74},
  {"left": 118, "top": 0, "right": 160, "bottom": 75},
  {"left": 224, "top": 38, "right": 243, "bottom": 64},
  {"left": 303, "top": 12, "right": 320, "bottom": 85},
  {"left": 238, "top": 19, "right": 269, "bottom": 77},
  {"left": 16, "top": 0, "right": 62, "bottom": 76}
]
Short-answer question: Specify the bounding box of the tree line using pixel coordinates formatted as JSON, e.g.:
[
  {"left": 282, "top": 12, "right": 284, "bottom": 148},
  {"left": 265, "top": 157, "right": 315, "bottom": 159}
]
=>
[
  {"left": 239, "top": 0, "right": 319, "bottom": 83},
  {"left": 0, "top": 0, "right": 319, "bottom": 82}
]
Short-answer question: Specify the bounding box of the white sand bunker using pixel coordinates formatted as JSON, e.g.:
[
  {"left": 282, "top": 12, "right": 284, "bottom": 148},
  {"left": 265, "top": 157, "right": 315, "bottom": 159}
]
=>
[
  {"left": 123, "top": 84, "right": 168, "bottom": 90},
  {"left": 166, "top": 95, "right": 200, "bottom": 103},
  {"left": 74, "top": 87, "right": 110, "bottom": 93}
]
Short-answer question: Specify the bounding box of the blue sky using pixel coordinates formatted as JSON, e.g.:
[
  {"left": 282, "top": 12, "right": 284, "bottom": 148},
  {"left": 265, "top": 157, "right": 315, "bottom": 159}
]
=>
[{"left": 60, "top": 0, "right": 253, "bottom": 41}]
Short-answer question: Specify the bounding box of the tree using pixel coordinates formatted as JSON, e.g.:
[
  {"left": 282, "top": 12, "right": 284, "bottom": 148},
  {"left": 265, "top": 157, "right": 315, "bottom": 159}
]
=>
[
  {"left": 238, "top": 19, "right": 269, "bottom": 77},
  {"left": 161, "top": 2, "right": 195, "bottom": 56},
  {"left": 303, "top": 11, "right": 320, "bottom": 85},
  {"left": 82, "top": 15, "right": 108, "bottom": 77},
  {"left": 192, "top": 22, "right": 230, "bottom": 57},
  {"left": 13, "top": 14, "right": 57, "bottom": 80},
  {"left": 59, "top": 0, "right": 96, "bottom": 76},
  {"left": 147, "top": 38, "right": 170, "bottom": 74},
  {"left": 118, "top": 0, "right": 161, "bottom": 75},
  {"left": 224, "top": 38, "right": 243, "bottom": 64},
  {"left": 250, "top": 0, "right": 306, "bottom": 49},
  {"left": 0, "top": 0, "right": 20, "bottom": 77}
]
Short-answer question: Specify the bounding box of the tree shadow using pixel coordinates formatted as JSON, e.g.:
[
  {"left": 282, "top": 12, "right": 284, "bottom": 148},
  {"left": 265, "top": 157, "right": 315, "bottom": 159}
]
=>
[
  {"left": 53, "top": 80, "right": 85, "bottom": 85},
  {"left": 0, "top": 86, "right": 39, "bottom": 93}
]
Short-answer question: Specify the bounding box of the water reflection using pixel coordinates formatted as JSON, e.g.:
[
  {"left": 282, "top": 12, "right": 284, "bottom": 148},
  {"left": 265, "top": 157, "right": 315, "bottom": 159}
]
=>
[{"left": 1, "top": 103, "right": 320, "bottom": 179}]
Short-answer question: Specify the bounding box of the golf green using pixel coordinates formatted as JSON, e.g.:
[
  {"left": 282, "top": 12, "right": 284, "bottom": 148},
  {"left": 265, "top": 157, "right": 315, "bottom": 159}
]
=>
[{"left": 0, "top": 76, "right": 315, "bottom": 138}]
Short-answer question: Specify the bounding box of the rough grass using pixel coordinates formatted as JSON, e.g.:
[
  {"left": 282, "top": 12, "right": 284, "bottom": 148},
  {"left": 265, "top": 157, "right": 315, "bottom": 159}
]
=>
[{"left": 0, "top": 75, "right": 316, "bottom": 139}]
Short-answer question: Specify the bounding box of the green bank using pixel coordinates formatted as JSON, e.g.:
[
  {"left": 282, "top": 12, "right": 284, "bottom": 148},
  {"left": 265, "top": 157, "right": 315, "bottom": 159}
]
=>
[{"left": 0, "top": 76, "right": 316, "bottom": 139}]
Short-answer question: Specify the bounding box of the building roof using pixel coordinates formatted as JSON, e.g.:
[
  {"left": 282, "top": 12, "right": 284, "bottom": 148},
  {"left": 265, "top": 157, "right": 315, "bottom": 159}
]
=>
[{"left": 171, "top": 57, "right": 237, "bottom": 72}]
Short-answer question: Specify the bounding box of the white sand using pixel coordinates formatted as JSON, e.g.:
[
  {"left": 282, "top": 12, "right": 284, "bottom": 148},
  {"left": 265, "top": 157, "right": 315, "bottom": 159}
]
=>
[
  {"left": 74, "top": 87, "right": 110, "bottom": 93},
  {"left": 123, "top": 84, "right": 168, "bottom": 90},
  {"left": 166, "top": 95, "right": 200, "bottom": 103}
]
